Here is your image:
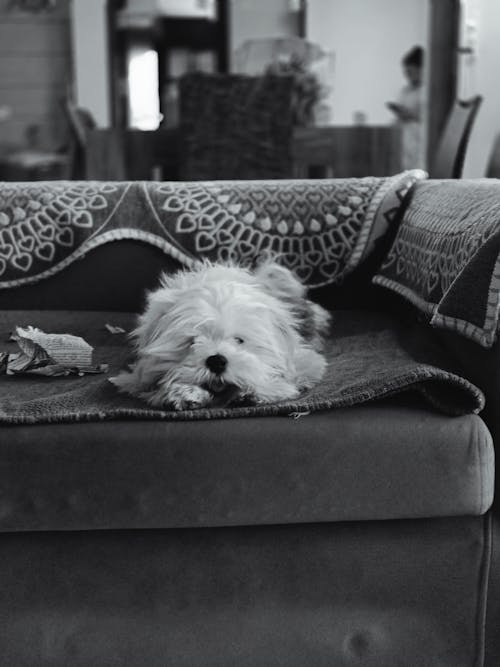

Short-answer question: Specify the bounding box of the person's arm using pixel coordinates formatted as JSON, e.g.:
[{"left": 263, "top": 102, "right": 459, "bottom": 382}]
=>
[{"left": 386, "top": 101, "right": 419, "bottom": 122}]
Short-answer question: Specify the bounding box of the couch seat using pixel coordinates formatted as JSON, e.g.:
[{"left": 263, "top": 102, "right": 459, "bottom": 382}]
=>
[{"left": 0, "top": 310, "right": 494, "bottom": 533}]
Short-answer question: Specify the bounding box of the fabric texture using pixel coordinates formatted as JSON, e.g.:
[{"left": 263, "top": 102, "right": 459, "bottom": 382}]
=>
[
  {"left": 374, "top": 178, "right": 500, "bottom": 346},
  {"left": 347, "top": 168, "right": 426, "bottom": 269},
  {"left": 0, "top": 518, "right": 490, "bottom": 667},
  {"left": 0, "top": 401, "right": 493, "bottom": 533},
  {"left": 0, "top": 309, "right": 484, "bottom": 425},
  {"left": 178, "top": 72, "right": 294, "bottom": 180},
  {"left": 0, "top": 175, "right": 424, "bottom": 291}
]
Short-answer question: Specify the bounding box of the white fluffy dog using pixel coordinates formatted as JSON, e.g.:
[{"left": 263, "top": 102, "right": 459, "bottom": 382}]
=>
[{"left": 110, "top": 260, "right": 331, "bottom": 410}]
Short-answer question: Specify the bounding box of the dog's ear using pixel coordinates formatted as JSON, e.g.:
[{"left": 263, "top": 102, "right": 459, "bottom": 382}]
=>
[
  {"left": 253, "top": 261, "right": 306, "bottom": 299},
  {"left": 133, "top": 283, "right": 178, "bottom": 350}
]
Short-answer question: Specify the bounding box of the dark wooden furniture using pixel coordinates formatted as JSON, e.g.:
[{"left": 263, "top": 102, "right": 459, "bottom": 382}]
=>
[
  {"left": 429, "top": 96, "right": 483, "bottom": 179},
  {"left": 426, "top": 0, "right": 461, "bottom": 167},
  {"left": 486, "top": 134, "right": 500, "bottom": 178},
  {"left": 108, "top": 0, "right": 229, "bottom": 129},
  {"left": 86, "top": 125, "right": 401, "bottom": 181},
  {"left": 292, "top": 125, "right": 401, "bottom": 178}
]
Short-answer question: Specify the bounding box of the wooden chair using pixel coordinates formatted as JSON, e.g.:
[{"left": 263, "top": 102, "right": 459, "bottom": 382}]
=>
[
  {"left": 64, "top": 101, "right": 97, "bottom": 179},
  {"left": 429, "top": 95, "right": 483, "bottom": 179},
  {"left": 486, "top": 133, "right": 500, "bottom": 178},
  {"left": 178, "top": 72, "right": 294, "bottom": 180}
]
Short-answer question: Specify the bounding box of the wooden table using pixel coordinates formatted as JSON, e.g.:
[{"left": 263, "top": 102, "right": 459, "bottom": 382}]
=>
[
  {"left": 292, "top": 125, "right": 401, "bottom": 178},
  {"left": 86, "top": 125, "right": 401, "bottom": 181}
]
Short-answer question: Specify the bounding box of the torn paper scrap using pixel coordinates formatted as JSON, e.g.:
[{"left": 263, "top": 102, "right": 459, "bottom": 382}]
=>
[
  {"left": 13, "top": 326, "right": 94, "bottom": 368},
  {"left": 105, "top": 323, "right": 127, "bottom": 334},
  {"left": 21, "top": 362, "right": 108, "bottom": 377},
  {"left": 1, "top": 326, "right": 108, "bottom": 377}
]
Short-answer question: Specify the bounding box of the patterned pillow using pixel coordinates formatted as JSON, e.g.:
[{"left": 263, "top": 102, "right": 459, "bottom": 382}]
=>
[{"left": 373, "top": 179, "right": 500, "bottom": 347}]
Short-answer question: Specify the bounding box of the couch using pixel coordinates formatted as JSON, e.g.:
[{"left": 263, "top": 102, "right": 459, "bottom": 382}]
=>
[{"left": 0, "top": 174, "right": 498, "bottom": 666}]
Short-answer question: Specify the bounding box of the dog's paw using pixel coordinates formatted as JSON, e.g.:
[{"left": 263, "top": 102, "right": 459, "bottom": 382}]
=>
[
  {"left": 175, "top": 385, "right": 212, "bottom": 410},
  {"left": 158, "top": 384, "right": 212, "bottom": 410}
]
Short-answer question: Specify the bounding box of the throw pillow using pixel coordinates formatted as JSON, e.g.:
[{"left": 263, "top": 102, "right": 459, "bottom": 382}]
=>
[{"left": 373, "top": 179, "right": 500, "bottom": 347}]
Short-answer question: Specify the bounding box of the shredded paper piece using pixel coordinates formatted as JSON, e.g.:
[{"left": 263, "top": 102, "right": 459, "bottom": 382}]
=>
[
  {"left": 105, "top": 323, "right": 127, "bottom": 334},
  {"left": 1, "top": 326, "right": 108, "bottom": 377}
]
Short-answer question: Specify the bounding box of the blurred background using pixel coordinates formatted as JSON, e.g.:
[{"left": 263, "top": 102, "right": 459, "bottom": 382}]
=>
[{"left": 0, "top": 0, "right": 497, "bottom": 181}]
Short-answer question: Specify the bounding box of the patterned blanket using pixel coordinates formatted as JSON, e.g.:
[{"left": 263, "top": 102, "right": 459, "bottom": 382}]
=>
[
  {"left": 373, "top": 179, "right": 500, "bottom": 347},
  {"left": 0, "top": 173, "right": 424, "bottom": 290},
  {"left": 0, "top": 310, "right": 484, "bottom": 424}
]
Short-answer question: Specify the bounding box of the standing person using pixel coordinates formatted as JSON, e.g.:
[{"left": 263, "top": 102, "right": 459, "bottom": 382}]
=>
[{"left": 386, "top": 46, "right": 425, "bottom": 170}]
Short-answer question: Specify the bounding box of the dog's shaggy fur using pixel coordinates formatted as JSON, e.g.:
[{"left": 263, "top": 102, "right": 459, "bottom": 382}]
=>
[{"left": 110, "top": 261, "right": 331, "bottom": 410}]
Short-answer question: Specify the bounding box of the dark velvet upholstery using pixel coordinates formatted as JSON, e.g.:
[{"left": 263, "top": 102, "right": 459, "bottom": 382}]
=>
[
  {"left": 0, "top": 518, "right": 490, "bottom": 667},
  {"left": 0, "top": 181, "right": 498, "bottom": 666},
  {"left": 0, "top": 398, "right": 493, "bottom": 533}
]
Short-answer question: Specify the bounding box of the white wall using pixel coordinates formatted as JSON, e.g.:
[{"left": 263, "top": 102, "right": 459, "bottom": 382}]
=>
[
  {"left": 462, "top": 0, "right": 500, "bottom": 177},
  {"left": 69, "top": 0, "right": 435, "bottom": 133},
  {"left": 0, "top": 0, "right": 71, "bottom": 148},
  {"left": 71, "top": 0, "right": 295, "bottom": 125},
  {"left": 229, "top": 0, "right": 299, "bottom": 70},
  {"left": 71, "top": 0, "right": 110, "bottom": 127},
  {"left": 306, "top": 0, "right": 428, "bottom": 125}
]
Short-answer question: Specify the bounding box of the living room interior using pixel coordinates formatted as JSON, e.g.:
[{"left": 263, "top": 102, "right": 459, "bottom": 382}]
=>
[
  {"left": 0, "top": 0, "right": 498, "bottom": 182},
  {"left": 2, "top": 2, "right": 500, "bottom": 667}
]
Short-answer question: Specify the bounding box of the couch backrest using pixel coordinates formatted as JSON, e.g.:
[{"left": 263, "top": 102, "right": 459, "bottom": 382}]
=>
[
  {"left": 0, "top": 236, "right": 387, "bottom": 313},
  {"left": 0, "top": 176, "right": 420, "bottom": 312},
  {"left": 0, "top": 240, "right": 183, "bottom": 312}
]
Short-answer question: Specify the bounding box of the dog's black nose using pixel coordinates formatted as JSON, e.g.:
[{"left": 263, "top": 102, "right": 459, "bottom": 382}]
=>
[{"left": 206, "top": 354, "right": 227, "bottom": 375}]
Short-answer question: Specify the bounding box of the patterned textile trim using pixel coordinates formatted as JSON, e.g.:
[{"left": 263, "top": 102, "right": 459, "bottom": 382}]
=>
[
  {"left": 347, "top": 169, "right": 427, "bottom": 270},
  {"left": 371, "top": 275, "right": 436, "bottom": 316},
  {"left": 0, "top": 175, "right": 421, "bottom": 290},
  {"left": 0, "top": 229, "right": 199, "bottom": 290},
  {"left": 429, "top": 312, "right": 497, "bottom": 347},
  {"left": 373, "top": 179, "right": 500, "bottom": 347},
  {"left": 429, "top": 248, "right": 500, "bottom": 347},
  {"left": 374, "top": 268, "right": 500, "bottom": 347}
]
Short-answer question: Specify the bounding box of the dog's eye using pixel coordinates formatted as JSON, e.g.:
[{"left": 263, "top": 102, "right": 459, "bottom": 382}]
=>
[{"left": 234, "top": 336, "right": 244, "bottom": 345}]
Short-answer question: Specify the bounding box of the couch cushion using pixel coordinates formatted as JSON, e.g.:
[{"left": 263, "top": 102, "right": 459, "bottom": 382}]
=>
[
  {"left": 0, "top": 392, "right": 493, "bottom": 532},
  {"left": 373, "top": 179, "right": 500, "bottom": 347}
]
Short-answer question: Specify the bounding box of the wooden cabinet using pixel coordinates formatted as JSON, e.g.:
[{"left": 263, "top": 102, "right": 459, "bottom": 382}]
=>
[{"left": 86, "top": 125, "right": 402, "bottom": 181}]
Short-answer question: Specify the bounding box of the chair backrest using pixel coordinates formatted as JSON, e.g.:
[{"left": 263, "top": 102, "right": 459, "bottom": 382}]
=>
[
  {"left": 429, "top": 95, "right": 483, "bottom": 179},
  {"left": 178, "top": 72, "right": 294, "bottom": 180},
  {"left": 63, "top": 100, "right": 97, "bottom": 179},
  {"left": 486, "top": 133, "right": 500, "bottom": 178}
]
